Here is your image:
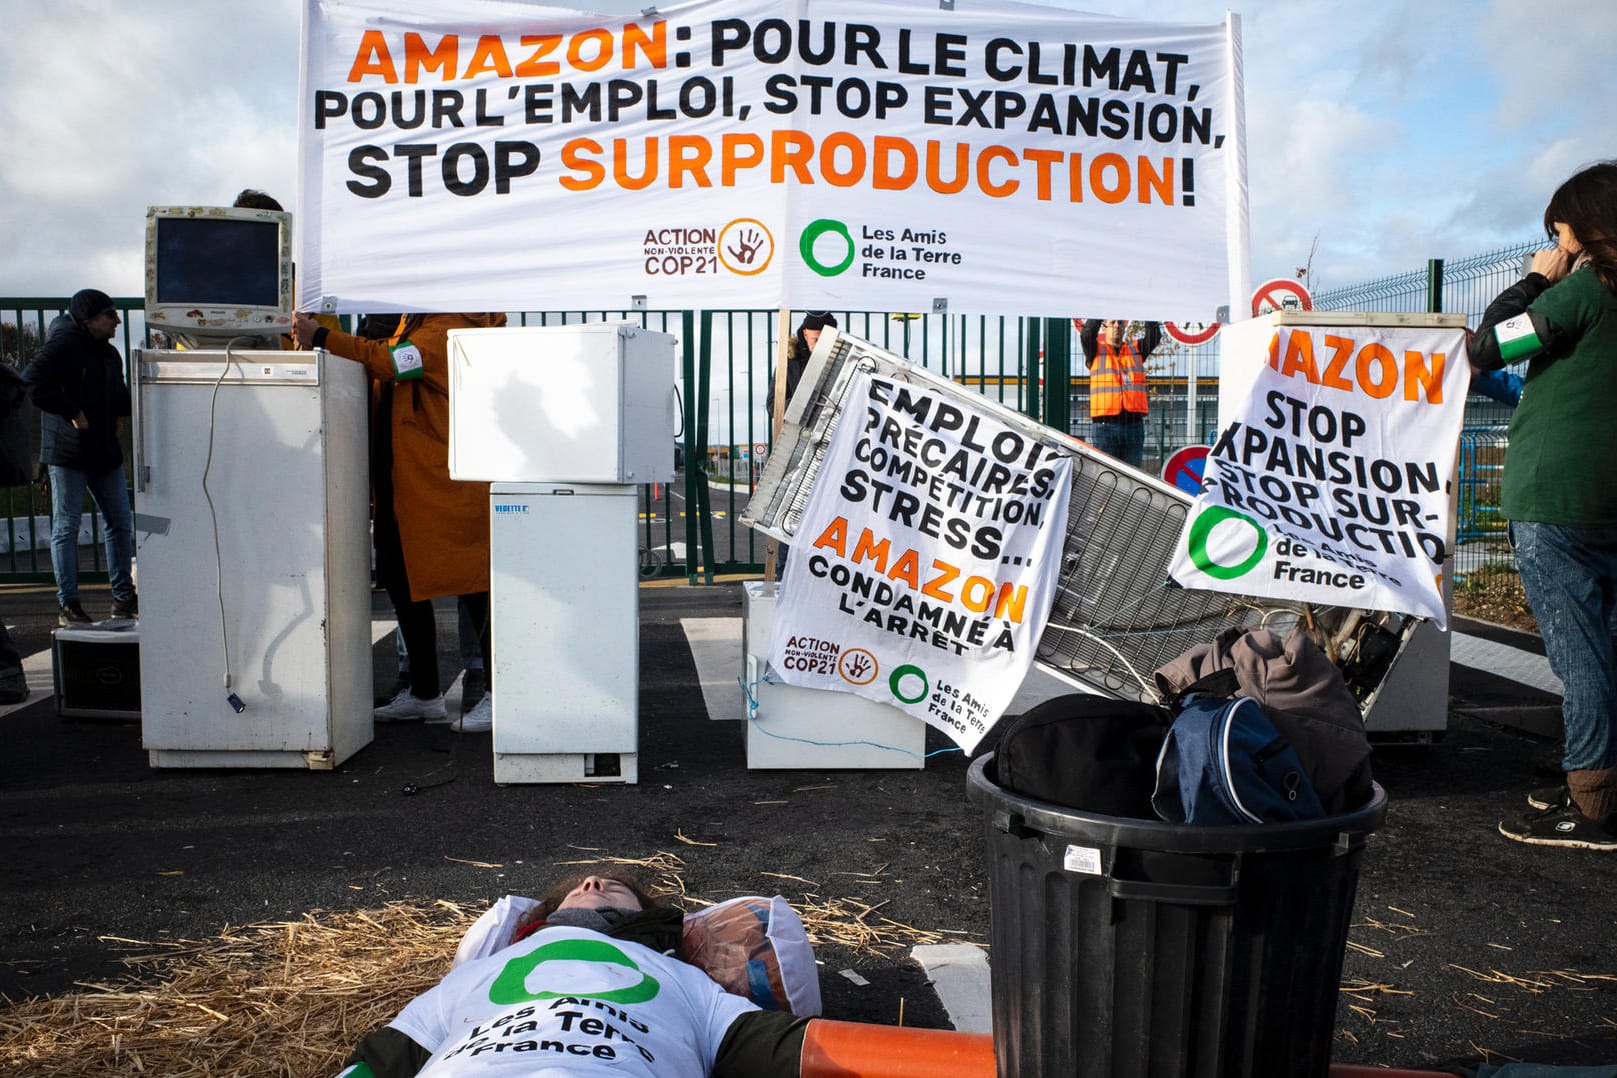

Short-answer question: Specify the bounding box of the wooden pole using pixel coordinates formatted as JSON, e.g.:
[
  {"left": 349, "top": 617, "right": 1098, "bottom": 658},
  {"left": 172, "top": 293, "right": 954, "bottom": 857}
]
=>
[{"left": 763, "top": 306, "right": 793, "bottom": 585}]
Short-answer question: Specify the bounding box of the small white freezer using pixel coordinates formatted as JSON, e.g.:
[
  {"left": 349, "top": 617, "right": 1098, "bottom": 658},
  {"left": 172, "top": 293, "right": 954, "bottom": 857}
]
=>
[
  {"left": 740, "top": 582, "right": 928, "bottom": 769},
  {"left": 488, "top": 482, "right": 641, "bottom": 785},
  {"left": 447, "top": 322, "right": 678, "bottom": 484}
]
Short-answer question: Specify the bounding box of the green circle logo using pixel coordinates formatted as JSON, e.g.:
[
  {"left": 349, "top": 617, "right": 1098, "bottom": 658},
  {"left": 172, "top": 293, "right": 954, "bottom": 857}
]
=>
[
  {"left": 489, "top": 937, "right": 661, "bottom": 1005},
  {"left": 1185, "top": 506, "right": 1268, "bottom": 580},
  {"left": 799, "top": 218, "right": 855, "bottom": 277},
  {"left": 889, "top": 663, "right": 929, "bottom": 704}
]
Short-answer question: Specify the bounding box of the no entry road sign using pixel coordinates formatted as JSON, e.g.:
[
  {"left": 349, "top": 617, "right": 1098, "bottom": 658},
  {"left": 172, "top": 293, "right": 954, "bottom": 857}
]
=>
[
  {"left": 1165, "top": 321, "right": 1220, "bottom": 346},
  {"left": 1251, "top": 278, "right": 1313, "bottom": 318}
]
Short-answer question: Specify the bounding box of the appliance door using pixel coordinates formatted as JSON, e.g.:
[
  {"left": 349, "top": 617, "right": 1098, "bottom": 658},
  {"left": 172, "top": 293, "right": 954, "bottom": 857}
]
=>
[
  {"left": 449, "top": 326, "right": 629, "bottom": 483},
  {"left": 490, "top": 483, "right": 638, "bottom": 755}
]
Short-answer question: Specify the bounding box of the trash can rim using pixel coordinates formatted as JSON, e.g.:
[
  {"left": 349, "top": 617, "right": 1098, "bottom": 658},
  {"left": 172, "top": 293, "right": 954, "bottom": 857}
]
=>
[{"left": 968, "top": 752, "right": 1387, "bottom": 853}]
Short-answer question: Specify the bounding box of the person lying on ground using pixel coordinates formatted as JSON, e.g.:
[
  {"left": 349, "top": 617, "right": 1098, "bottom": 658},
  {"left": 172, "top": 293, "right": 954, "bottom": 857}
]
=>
[{"left": 335, "top": 871, "right": 809, "bottom": 1077}]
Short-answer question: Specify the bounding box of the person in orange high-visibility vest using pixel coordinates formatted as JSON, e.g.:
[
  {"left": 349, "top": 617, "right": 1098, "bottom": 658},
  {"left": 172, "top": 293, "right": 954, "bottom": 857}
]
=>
[{"left": 1079, "top": 318, "right": 1161, "bottom": 469}]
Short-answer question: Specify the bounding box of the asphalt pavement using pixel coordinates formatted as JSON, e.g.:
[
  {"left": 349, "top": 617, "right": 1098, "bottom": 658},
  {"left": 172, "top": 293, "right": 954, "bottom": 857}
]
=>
[{"left": 2, "top": 578, "right": 1615, "bottom": 1073}]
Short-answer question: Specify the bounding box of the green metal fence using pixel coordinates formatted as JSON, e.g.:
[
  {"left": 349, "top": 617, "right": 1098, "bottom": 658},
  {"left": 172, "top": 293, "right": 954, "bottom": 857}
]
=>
[{"left": 0, "top": 241, "right": 1546, "bottom": 585}]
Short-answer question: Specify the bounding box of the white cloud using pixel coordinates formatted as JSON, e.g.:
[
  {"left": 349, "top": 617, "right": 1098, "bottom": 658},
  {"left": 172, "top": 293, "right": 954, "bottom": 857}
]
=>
[
  {"left": 1244, "top": 94, "right": 1406, "bottom": 285},
  {"left": 1473, "top": 0, "right": 1617, "bottom": 134},
  {"left": 0, "top": 0, "right": 302, "bottom": 295}
]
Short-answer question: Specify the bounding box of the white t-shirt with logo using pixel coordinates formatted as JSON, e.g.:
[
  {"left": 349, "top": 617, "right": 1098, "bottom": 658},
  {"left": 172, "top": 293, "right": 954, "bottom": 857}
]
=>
[{"left": 389, "top": 926, "right": 758, "bottom": 1076}]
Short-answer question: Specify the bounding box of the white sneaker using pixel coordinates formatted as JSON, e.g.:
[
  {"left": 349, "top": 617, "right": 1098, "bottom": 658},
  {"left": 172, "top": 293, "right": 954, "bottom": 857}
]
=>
[
  {"left": 374, "top": 688, "right": 446, "bottom": 722},
  {"left": 452, "top": 694, "right": 493, "bottom": 733}
]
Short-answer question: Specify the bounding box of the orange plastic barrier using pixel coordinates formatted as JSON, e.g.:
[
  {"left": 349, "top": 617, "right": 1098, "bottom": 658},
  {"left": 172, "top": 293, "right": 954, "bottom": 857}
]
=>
[
  {"left": 798, "top": 1020, "right": 1457, "bottom": 1078},
  {"left": 799, "top": 1020, "right": 994, "bottom": 1078}
]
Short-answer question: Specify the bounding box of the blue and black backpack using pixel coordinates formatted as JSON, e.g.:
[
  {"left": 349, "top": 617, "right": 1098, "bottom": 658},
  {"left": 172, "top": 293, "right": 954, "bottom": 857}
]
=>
[{"left": 1151, "top": 691, "right": 1326, "bottom": 826}]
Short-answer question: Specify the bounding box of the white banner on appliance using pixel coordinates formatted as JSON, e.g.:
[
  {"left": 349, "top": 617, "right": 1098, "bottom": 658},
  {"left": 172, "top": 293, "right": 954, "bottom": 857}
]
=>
[
  {"left": 1168, "top": 323, "right": 1468, "bottom": 628},
  {"left": 298, "top": 0, "right": 1248, "bottom": 318},
  {"left": 768, "top": 370, "right": 1072, "bottom": 751}
]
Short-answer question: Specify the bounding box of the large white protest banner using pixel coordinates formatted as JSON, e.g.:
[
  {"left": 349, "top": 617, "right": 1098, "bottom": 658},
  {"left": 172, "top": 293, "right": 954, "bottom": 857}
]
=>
[
  {"left": 1168, "top": 316, "right": 1469, "bottom": 628},
  {"left": 298, "top": 0, "right": 1247, "bottom": 318},
  {"left": 768, "top": 370, "right": 1072, "bottom": 751}
]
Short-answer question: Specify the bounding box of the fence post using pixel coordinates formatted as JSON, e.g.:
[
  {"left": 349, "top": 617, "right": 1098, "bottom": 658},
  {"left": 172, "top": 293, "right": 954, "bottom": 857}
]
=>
[
  {"left": 1426, "top": 258, "right": 1444, "bottom": 313},
  {"left": 1023, "top": 318, "right": 1043, "bottom": 424},
  {"left": 687, "top": 309, "right": 715, "bottom": 584},
  {"left": 1041, "top": 317, "right": 1071, "bottom": 434}
]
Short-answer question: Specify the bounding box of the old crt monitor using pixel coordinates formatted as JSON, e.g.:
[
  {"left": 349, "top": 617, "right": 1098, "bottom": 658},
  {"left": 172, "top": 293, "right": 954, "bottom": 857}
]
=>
[{"left": 144, "top": 206, "right": 293, "bottom": 340}]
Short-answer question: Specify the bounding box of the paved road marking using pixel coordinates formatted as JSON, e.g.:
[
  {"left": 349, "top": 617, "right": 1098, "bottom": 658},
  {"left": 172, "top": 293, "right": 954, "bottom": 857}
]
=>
[
  {"left": 912, "top": 944, "right": 992, "bottom": 1034},
  {"left": 1451, "top": 632, "right": 1561, "bottom": 696},
  {"left": 682, "top": 617, "right": 746, "bottom": 722}
]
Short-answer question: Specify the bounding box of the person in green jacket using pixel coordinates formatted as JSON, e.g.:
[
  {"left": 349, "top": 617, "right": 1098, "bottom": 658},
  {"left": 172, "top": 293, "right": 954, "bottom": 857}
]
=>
[
  {"left": 334, "top": 871, "right": 809, "bottom": 1078},
  {"left": 1470, "top": 160, "right": 1617, "bottom": 850}
]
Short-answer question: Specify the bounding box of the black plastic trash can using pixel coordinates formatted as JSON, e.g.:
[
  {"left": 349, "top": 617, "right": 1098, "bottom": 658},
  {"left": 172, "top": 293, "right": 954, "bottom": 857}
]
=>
[{"left": 967, "top": 754, "right": 1387, "bottom": 1078}]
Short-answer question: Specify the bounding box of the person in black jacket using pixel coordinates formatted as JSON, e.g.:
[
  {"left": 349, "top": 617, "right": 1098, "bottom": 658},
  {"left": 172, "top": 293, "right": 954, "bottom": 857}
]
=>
[
  {"left": 22, "top": 288, "right": 137, "bottom": 625},
  {"left": 764, "top": 311, "right": 837, "bottom": 425}
]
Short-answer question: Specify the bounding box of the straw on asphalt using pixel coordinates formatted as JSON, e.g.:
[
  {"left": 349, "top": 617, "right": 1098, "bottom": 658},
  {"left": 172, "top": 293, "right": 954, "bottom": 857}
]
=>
[{"left": 0, "top": 850, "right": 968, "bottom": 1077}]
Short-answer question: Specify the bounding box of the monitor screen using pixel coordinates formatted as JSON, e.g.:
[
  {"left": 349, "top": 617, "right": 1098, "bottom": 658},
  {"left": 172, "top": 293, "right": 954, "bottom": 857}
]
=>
[
  {"left": 153, "top": 217, "right": 281, "bottom": 307},
  {"left": 144, "top": 205, "right": 293, "bottom": 337}
]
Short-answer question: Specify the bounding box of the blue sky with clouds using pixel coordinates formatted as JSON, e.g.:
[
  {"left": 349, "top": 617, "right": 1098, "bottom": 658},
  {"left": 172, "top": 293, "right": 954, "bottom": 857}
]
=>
[{"left": 2, "top": 0, "right": 1612, "bottom": 303}]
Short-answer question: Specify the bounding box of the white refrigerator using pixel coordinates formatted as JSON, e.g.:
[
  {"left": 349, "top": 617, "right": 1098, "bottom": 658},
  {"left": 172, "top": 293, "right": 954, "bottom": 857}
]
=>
[{"left": 132, "top": 348, "right": 372, "bottom": 769}]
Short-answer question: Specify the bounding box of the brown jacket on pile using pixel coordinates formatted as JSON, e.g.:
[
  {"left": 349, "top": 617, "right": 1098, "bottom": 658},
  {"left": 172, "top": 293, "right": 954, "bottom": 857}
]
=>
[
  {"left": 319, "top": 313, "right": 505, "bottom": 602},
  {"left": 1152, "top": 626, "right": 1374, "bottom": 816}
]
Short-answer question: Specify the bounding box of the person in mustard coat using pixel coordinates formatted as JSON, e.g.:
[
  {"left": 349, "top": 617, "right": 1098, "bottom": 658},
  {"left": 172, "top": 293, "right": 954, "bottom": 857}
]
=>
[{"left": 294, "top": 310, "right": 503, "bottom": 730}]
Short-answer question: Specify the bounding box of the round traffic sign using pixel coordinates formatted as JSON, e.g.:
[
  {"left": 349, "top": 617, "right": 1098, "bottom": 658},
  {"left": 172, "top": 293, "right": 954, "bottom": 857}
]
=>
[
  {"left": 1163, "top": 445, "right": 1211, "bottom": 494},
  {"left": 1251, "top": 278, "right": 1313, "bottom": 318},
  {"left": 1164, "top": 321, "right": 1220, "bottom": 346}
]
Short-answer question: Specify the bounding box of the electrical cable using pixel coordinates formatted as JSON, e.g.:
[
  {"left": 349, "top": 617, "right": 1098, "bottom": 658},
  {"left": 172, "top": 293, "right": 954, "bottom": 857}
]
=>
[
  {"left": 401, "top": 602, "right": 492, "bottom": 795},
  {"left": 392, "top": 668, "right": 470, "bottom": 796},
  {"left": 402, "top": 730, "right": 462, "bottom": 795},
  {"left": 739, "top": 671, "right": 963, "bottom": 760},
  {"left": 202, "top": 338, "right": 254, "bottom": 713}
]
